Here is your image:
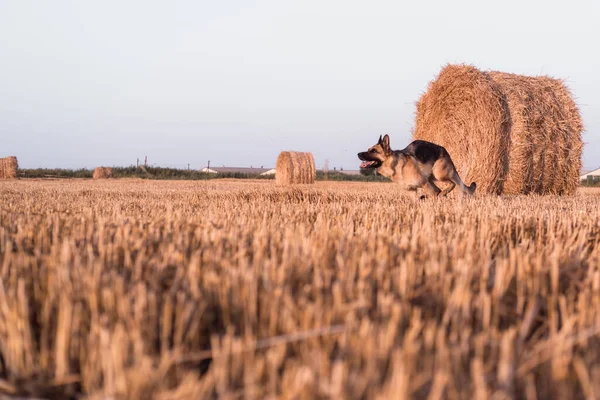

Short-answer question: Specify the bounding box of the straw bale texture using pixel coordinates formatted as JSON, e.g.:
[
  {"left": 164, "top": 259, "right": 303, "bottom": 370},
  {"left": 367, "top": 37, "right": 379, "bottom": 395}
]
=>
[
  {"left": 0, "top": 156, "right": 18, "bottom": 179},
  {"left": 93, "top": 167, "right": 113, "bottom": 180},
  {"left": 276, "top": 151, "right": 315, "bottom": 185},
  {"left": 413, "top": 64, "right": 583, "bottom": 195}
]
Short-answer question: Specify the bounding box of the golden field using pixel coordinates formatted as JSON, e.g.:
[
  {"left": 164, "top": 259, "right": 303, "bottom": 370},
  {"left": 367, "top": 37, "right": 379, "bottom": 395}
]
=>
[{"left": 0, "top": 179, "right": 599, "bottom": 399}]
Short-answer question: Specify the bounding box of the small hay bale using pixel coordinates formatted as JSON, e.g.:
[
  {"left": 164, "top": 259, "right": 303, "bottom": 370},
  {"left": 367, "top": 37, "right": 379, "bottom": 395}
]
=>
[
  {"left": 306, "top": 152, "right": 316, "bottom": 183},
  {"left": 275, "top": 151, "right": 316, "bottom": 185},
  {"left": 0, "top": 156, "right": 18, "bottom": 179},
  {"left": 289, "top": 152, "right": 303, "bottom": 184},
  {"left": 276, "top": 152, "right": 293, "bottom": 185},
  {"left": 413, "top": 64, "right": 583, "bottom": 195},
  {"left": 93, "top": 167, "right": 113, "bottom": 180}
]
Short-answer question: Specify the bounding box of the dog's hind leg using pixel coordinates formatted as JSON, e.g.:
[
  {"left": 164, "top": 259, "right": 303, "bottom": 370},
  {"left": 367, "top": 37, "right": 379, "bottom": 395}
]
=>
[
  {"left": 433, "top": 156, "right": 475, "bottom": 196},
  {"left": 422, "top": 180, "right": 441, "bottom": 198},
  {"left": 440, "top": 181, "right": 456, "bottom": 196}
]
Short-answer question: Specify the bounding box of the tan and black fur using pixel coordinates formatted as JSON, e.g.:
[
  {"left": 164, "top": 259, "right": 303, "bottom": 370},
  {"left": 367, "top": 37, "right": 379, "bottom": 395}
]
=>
[{"left": 358, "top": 135, "right": 476, "bottom": 198}]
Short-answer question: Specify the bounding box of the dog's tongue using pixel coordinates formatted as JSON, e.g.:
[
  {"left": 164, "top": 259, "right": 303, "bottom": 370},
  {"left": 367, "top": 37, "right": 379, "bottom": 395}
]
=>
[{"left": 360, "top": 161, "right": 373, "bottom": 168}]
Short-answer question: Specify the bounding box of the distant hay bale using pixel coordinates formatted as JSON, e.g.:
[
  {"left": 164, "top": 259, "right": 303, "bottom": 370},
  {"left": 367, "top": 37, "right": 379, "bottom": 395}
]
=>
[
  {"left": 276, "top": 152, "right": 292, "bottom": 185},
  {"left": 306, "top": 152, "right": 316, "bottom": 183},
  {"left": 275, "top": 151, "right": 316, "bottom": 185},
  {"left": 0, "top": 156, "right": 18, "bottom": 179},
  {"left": 413, "top": 64, "right": 583, "bottom": 195},
  {"left": 93, "top": 167, "right": 113, "bottom": 180},
  {"left": 289, "top": 152, "right": 303, "bottom": 184}
]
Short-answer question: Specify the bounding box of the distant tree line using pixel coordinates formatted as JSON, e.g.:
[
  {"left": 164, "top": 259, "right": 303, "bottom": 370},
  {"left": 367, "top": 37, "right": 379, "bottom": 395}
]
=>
[
  {"left": 18, "top": 166, "right": 390, "bottom": 182},
  {"left": 581, "top": 175, "right": 600, "bottom": 187}
]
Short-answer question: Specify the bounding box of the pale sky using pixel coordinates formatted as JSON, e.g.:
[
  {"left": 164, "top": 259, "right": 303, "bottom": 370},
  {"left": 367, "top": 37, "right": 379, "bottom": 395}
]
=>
[{"left": 1, "top": 1, "right": 598, "bottom": 170}]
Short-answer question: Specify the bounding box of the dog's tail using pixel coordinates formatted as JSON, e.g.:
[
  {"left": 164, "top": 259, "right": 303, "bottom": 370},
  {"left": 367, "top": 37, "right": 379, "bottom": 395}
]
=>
[
  {"left": 452, "top": 171, "right": 476, "bottom": 196},
  {"left": 467, "top": 182, "right": 476, "bottom": 195}
]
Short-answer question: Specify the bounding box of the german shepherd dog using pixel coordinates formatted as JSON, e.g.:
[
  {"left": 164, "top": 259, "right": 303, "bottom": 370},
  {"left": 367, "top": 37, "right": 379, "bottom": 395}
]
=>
[{"left": 358, "top": 135, "right": 476, "bottom": 198}]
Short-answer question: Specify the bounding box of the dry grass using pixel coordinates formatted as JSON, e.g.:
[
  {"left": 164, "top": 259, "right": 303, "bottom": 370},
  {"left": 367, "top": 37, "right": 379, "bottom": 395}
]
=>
[
  {"left": 0, "top": 156, "right": 18, "bottom": 180},
  {"left": 0, "top": 179, "right": 599, "bottom": 399},
  {"left": 93, "top": 167, "right": 113, "bottom": 180},
  {"left": 413, "top": 64, "right": 583, "bottom": 196},
  {"left": 276, "top": 152, "right": 316, "bottom": 185}
]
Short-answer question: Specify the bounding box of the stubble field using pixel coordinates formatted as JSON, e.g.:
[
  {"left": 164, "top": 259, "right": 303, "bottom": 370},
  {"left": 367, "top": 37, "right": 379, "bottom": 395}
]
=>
[{"left": 0, "top": 179, "right": 599, "bottom": 399}]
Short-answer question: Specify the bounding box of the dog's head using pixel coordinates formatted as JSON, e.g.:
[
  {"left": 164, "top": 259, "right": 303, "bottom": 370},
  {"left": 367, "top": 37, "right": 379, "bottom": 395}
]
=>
[{"left": 357, "top": 134, "right": 392, "bottom": 169}]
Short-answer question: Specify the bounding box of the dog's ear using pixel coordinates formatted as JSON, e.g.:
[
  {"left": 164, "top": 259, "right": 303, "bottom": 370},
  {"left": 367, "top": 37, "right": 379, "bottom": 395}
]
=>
[
  {"left": 378, "top": 135, "right": 383, "bottom": 144},
  {"left": 382, "top": 134, "right": 390, "bottom": 152}
]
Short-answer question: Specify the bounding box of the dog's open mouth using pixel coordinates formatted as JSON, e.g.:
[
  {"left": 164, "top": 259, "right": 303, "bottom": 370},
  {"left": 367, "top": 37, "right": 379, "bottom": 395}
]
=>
[{"left": 360, "top": 160, "right": 380, "bottom": 169}]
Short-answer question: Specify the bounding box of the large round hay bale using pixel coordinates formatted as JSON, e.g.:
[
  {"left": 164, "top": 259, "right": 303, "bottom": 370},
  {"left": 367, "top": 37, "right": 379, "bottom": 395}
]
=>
[
  {"left": 413, "top": 65, "right": 510, "bottom": 195},
  {"left": 275, "top": 151, "right": 315, "bottom": 185},
  {"left": 413, "top": 64, "right": 583, "bottom": 195},
  {"left": 0, "top": 156, "right": 18, "bottom": 179},
  {"left": 486, "top": 72, "right": 583, "bottom": 195},
  {"left": 484, "top": 72, "right": 537, "bottom": 194},
  {"left": 93, "top": 167, "right": 113, "bottom": 180}
]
